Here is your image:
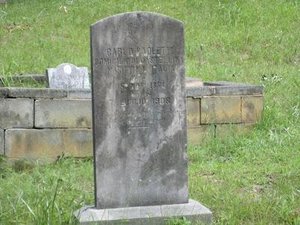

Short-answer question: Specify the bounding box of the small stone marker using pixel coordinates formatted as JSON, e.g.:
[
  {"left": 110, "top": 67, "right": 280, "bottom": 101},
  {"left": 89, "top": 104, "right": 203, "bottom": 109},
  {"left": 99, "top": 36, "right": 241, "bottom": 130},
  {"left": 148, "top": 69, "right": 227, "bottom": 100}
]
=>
[
  {"left": 75, "top": 12, "right": 212, "bottom": 224},
  {"left": 46, "top": 63, "right": 90, "bottom": 89}
]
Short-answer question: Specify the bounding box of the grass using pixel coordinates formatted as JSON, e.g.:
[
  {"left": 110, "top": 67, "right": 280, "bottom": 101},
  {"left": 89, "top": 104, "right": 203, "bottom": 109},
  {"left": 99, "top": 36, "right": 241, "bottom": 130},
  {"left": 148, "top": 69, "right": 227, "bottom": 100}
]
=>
[
  {"left": 0, "top": 158, "right": 94, "bottom": 225},
  {"left": 0, "top": 0, "right": 300, "bottom": 224}
]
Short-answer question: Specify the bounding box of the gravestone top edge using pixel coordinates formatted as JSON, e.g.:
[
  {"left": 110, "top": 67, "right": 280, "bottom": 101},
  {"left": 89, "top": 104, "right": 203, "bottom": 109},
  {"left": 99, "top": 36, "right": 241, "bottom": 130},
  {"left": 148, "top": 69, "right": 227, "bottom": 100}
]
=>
[
  {"left": 47, "top": 63, "right": 88, "bottom": 71},
  {"left": 91, "top": 11, "right": 184, "bottom": 28}
]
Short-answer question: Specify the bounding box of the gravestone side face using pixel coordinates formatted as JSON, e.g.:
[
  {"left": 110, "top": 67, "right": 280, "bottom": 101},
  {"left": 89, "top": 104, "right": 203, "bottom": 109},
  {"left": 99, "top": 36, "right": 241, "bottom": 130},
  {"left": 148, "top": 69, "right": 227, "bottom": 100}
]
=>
[
  {"left": 91, "top": 12, "right": 188, "bottom": 209},
  {"left": 47, "top": 63, "right": 90, "bottom": 89}
]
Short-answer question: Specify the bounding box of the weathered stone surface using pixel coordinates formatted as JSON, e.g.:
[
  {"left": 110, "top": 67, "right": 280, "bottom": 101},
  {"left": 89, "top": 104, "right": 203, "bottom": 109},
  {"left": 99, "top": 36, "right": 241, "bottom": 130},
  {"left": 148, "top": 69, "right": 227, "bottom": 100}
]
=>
[
  {"left": 67, "top": 89, "right": 92, "bottom": 99},
  {"left": 35, "top": 99, "right": 92, "bottom": 128},
  {"left": 6, "top": 87, "right": 91, "bottom": 99},
  {"left": 242, "top": 96, "right": 264, "bottom": 123},
  {"left": 75, "top": 199, "right": 212, "bottom": 225},
  {"left": 0, "top": 99, "right": 33, "bottom": 128},
  {"left": 91, "top": 12, "right": 188, "bottom": 209},
  {"left": 5, "top": 129, "right": 92, "bottom": 160},
  {"left": 187, "top": 125, "right": 215, "bottom": 145},
  {"left": 186, "top": 79, "right": 263, "bottom": 97},
  {"left": 185, "top": 77, "right": 203, "bottom": 88},
  {"left": 6, "top": 88, "right": 68, "bottom": 99},
  {"left": 47, "top": 63, "right": 90, "bottom": 89},
  {"left": 201, "top": 96, "right": 241, "bottom": 124},
  {"left": 0, "top": 88, "right": 8, "bottom": 97},
  {"left": 187, "top": 97, "right": 200, "bottom": 126},
  {"left": 0, "top": 129, "right": 4, "bottom": 155},
  {"left": 1, "top": 78, "right": 264, "bottom": 99}
]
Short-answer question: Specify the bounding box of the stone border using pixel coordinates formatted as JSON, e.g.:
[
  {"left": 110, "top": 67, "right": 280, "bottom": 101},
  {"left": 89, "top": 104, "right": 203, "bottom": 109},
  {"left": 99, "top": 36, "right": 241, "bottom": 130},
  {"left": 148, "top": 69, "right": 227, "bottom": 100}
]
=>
[
  {"left": 186, "top": 78, "right": 263, "bottom": 97},
  {"left": 0, "top": 76, "right": 263, "bottom": 97},
  {"left": 0, "top": 87, "right": 91, "bottom": 99},
  {"left": 0, "top": 77, "right": 263, "bottom": 160}
]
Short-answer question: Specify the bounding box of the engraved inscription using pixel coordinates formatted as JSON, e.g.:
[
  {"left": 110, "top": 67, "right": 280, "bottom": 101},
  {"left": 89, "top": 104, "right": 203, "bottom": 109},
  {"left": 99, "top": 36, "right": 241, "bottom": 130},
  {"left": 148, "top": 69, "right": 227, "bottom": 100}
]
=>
[
  {"left": 94, "top": 45, "right": 181, "bottom": 128},
  {"left": 152, "top": 97, "right": 171, "bottom": 105},
  {"left": 94, "top": 45, "right": 183, "bottom": 75},
  {"left": 150, "top": 80, "right": 165, "bottom": 89},
  {"left": 104, "top": 46, "right": 176, "bottom": 57}
]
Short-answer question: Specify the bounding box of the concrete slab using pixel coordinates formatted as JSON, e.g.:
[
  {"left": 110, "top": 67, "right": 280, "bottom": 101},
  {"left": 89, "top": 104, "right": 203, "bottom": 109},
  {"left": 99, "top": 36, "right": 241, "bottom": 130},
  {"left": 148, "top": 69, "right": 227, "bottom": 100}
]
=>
[
  {"left": 5, "top": 129, "right": 92, "bottom": 161},
  {"left": 0, "top": 98, "right": 34, "bottom": 128},
  {"left": 201, "top": 96, "right": 242, "bottom": 124},
  {"left": 242, "top": 96, "right": 264, "bottom": 123},
  {"left": 187, "top": 97, "right": 200, "bottom": 126},
  {"left": 35, "top": 99, "right": 92, "bottom": 128},
  {"left": 74, "top": 199, "right": 212, "bottom": 225},
  {"left": 6, "top": 88, "right": 68, "bottom": 99}
]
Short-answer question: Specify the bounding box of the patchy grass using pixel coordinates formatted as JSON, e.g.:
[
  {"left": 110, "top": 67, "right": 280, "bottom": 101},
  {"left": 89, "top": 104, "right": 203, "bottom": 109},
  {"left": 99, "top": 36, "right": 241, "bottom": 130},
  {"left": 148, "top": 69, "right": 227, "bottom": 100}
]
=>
[
  {"left": 0, "top": 0, "right": 299, "bottom": 224},
  {"left": 0, "top": 158, "right": 93, "bottom": 225}
]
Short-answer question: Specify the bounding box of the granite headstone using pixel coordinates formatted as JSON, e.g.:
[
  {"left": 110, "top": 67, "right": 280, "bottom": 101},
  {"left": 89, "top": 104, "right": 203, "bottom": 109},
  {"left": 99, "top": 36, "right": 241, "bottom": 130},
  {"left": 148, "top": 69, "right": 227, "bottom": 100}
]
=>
[
  {"left": 75, "top": 12, "right": 212, "bottom": 224},
  {"left": 91, "top": 11, "right": 187, "bottom": 209},
  {"left": 47, "top": 63, "right": 90, "bottom": 89}
]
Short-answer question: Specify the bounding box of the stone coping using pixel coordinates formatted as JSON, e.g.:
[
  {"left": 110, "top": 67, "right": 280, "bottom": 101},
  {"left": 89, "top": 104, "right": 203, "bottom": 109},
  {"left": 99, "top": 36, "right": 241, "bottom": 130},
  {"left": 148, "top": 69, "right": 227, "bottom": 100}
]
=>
[
  {"left": 0, "top": 76, "right": 263, "bottom": 99},
  {"left": 186, "top": 77, "right": 263, "bottom": 97},
  {"left": 0, "top": 87, "right": 91, "bottom": 99}
]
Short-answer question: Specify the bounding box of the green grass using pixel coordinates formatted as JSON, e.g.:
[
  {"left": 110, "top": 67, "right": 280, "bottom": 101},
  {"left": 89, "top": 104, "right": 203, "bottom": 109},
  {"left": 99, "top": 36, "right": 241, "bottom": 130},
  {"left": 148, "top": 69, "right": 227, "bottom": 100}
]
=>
[
  {"left": 0, "top": 0, "right": 300, "bottom": 224},
  {"left": 0, "top": 158, "right": 94, "bottom": 225}
]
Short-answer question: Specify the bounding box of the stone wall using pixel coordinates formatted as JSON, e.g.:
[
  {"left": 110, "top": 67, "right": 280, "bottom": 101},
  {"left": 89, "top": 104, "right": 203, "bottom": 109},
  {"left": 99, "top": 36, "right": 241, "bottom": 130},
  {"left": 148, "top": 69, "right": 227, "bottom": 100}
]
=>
[
  {"left": 0, "top": 78, "right": 263, "bottom": 161},
  {"left": 186, "top": 79, "right": 263, "bottom": 145}
]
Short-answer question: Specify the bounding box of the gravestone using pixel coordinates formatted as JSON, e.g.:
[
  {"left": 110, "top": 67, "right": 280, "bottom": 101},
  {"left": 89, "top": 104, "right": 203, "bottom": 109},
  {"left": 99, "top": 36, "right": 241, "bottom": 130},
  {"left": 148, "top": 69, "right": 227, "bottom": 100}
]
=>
[
  {"left": 75, "top": 12, "right": 212, "bottom": 224},
  {"left": 46, "top": 63, "right": 90, "bottom": 89}
]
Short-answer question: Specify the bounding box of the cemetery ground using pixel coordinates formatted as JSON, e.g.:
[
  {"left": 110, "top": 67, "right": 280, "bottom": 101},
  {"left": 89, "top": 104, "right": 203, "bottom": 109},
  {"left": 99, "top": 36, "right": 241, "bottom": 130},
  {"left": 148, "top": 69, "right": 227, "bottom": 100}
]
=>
[{"left": 0, "top": 0, "right": 299, "bottom": 224}]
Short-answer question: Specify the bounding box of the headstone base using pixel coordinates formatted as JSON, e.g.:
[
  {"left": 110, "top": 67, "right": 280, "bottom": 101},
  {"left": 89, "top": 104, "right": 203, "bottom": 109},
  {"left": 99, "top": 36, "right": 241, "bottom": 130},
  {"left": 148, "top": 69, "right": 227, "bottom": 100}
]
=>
[{"left": 74, "top": 199, "right": 212, "bottom": 225}]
